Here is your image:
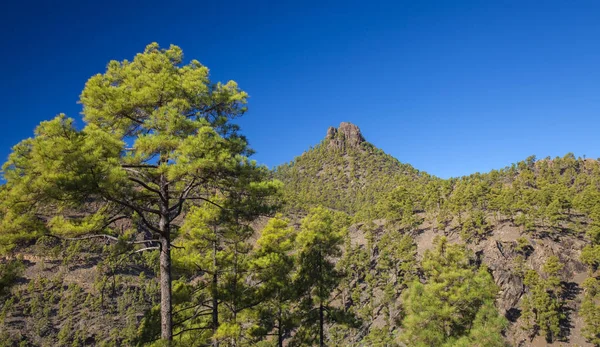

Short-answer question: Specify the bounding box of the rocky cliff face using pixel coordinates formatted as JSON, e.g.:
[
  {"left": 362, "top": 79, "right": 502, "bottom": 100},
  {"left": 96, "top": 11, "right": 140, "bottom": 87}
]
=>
[{"left": 326, "top": 122, "right": 365, "bottom": 150}]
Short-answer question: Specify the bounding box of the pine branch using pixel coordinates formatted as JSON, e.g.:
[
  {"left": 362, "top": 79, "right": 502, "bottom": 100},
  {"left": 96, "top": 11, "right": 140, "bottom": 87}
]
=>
[
  {"left": 131, "top": 246, "right": 160, "bottom": 254},
  {"left": 44, "top": 234, "right": 160, "bottom": 245}
]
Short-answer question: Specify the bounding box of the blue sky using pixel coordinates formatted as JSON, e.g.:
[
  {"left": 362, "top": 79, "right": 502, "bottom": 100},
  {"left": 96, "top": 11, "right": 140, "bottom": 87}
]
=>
[{"left": 1, "top": 1, "right": 599, "bottom": 178}]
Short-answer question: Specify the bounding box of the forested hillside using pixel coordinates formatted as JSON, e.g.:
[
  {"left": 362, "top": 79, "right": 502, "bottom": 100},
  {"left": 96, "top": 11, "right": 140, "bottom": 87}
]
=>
[
  {"left": 274, "top": 122, "right": 428, "bottom": 214},
  {"left": 276, "top": 122, "right": 600, "bottom": 346},
  {"left": 0, "top": 44, "right": 599, "bottom": 347}
]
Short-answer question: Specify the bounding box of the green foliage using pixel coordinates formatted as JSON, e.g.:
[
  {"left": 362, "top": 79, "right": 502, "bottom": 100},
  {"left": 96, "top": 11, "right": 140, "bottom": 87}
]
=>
[
  {"left": 401, "top": 237, "right": 506, "bottom": 347},
  {"left": 521, "top": 256, "right": 565, "bottom": 342},
  {"left": 360, "top": 327, "right": 399, "bottom": 346},
  {"left": 582, "top": 245, "right": 600, "bottom": 272},
  {"left": 515, "top": 237, "right": 531, "bottom": 254},
  {"left": 581, "top": 277, "right": 600, "bottom": 345},
  {"left": 274, "top": 138, "right": 425, "bottom": 215},
  {"left": 460, "top": 209, "right": 490, "bottom": 242},
  {"left": 251, "top": 215, "right": 298, "bottom": 345},
  {"left": 138, "top": 305, "right": 162, "bottom": 344},
  {"left": 377, "top": 231, "right": 417, "bottom": 288},
  {"left": 0, "top": 42, "right": 280, "bottom": 342},
  {"left": 375, "top": 185, "right": 423, "bottom": 229},
  {"left": 0, "top": 251, "right": 156, "bottom": 347},
  {"left": 0, "top": 258, "right": 24, "bottom": 295},
  {"left": 293, "top": 207, "right": 349, "bottom": 346},
  {"left": 451, "top": 301, "right": 508, "bottom": 347},
  {"left": 278, "top": 143, "right": 600, "bottom": 246}
]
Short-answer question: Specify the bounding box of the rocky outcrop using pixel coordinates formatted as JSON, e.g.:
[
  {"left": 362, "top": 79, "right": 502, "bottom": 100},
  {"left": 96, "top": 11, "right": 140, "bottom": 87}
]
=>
[
  {"left": 326, "top": 122, "right": 365, "bottom": 150},
  {"left": 476, "top": 240, "right": 525, "bottom": 314},
  {"left": 326, "top": 126, "right": 337, "bottom": 139}
]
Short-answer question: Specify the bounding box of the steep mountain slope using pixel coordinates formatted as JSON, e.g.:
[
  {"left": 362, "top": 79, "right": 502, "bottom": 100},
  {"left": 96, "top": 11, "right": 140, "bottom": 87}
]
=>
[{"left": 274, "top": 122, "right": 430, "bottom": 214}]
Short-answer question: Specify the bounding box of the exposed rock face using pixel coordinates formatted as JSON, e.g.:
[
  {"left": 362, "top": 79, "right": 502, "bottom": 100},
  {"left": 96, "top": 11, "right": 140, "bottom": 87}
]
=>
[
  {"left": 476, "top": 240, "right": 525, "bottom": 314},
  {"left": 326, "top": 122, "right": 365, "bottom": 150},
  {"left": 326, "top": 126, "right": 337, "bottom": 139}
]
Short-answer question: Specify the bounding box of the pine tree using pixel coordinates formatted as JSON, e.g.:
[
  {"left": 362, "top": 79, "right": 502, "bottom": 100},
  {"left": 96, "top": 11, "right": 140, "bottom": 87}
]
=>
[
  {"left": 252, "top": 215, "right": 297, "bottom": 347},
  {"left": 401, "top": 237, "right": 506, "bottom": 346},
  {"left": 581, "top": 277, "right": 600, "bottom": 346},
  {"left": 376, "top": 231, "right": 417, "bottom": 324},
  {"left": 174, "top": 176, "right": 279, "bottom": 346},
  {"left": 521, "top": 256, "right": 565, "bottom": 342},
  {"left": 293, "top": 207, "right": 348, "bottom": 347},
  {"left": 0, "top": 43, "right": 278, "bottom": 341}
]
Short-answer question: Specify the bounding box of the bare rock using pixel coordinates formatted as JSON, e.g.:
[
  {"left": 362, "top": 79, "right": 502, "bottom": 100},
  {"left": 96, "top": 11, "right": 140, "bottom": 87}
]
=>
[
  {"left": 326, "top": 126, "right": 337, "bottom": 139},
  {"left": 476, "top": 240, "right": 524, "bottom": 314},
  {"left": 326, "top": 122, "right": 365, "bottom": 150}
]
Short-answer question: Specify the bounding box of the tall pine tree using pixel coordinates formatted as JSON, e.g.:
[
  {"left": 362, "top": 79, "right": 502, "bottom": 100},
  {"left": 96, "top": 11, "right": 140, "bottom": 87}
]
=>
[{"left": 0, "top": 43, "right": 278, "bottom": 342}]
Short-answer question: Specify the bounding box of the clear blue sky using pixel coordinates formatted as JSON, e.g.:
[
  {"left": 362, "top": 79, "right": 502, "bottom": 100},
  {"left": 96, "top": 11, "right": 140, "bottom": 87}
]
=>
[{"left": 1, "top": 1, "right": 599, "bottom": 178}]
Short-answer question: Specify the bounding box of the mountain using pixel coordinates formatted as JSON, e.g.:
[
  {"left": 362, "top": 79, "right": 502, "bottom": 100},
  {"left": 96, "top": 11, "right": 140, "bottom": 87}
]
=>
[
  {"left": 274, "top": 122, "right": 429, "bottom": 214},
  {"left": 277, "top": 123, "right": 600, "bottom": 346},
  {"left": 1, "top": 122, "right": 600, "bottom": 346}
]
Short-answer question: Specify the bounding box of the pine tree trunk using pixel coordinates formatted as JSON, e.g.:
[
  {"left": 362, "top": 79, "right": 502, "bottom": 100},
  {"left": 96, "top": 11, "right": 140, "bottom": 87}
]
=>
[
  {"left": 319, "top": 302, "right": 324, "bottom": 347},
  {"left": 232, "top": 243, "right": 239, "bottom": 345},
  {"left": 159, "top": 232, "right": 173, "bottom": 341},
  {"left": 278, "top": 306, "right": 283, "bottom": 347},
  {"left": 159, "top": 172, "right": 173, "bottom": 342},
  {"left": 212, "top": 237, "right": 219, "bottom": 347},
  {"left": 318, "top": 249, "right": 324, "bottom": 347}
]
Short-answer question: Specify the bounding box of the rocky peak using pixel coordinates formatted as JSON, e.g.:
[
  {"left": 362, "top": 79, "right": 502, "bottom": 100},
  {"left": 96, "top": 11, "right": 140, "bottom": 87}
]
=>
[{"left": 326, "top": 122, "right": 365, "bottom": 150}]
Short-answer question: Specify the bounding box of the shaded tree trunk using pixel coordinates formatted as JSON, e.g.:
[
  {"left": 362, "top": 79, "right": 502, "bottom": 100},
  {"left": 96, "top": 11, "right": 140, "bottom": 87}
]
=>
[
  {"left": 212, "top": 237, "right": 219, "bottom": 347},
  {"left": 159, "top": 232, "right": 172, "bottom": 341},
  {"left": 278, "top": 305, "right": 283, "bottom": 347},
  {"left": 318, "top": 249, "right": 324, "bottom": 347},
  {"left": 159, "top": 173, "right": 173, "bottom": 341},
  {"left": 319, "top": 302, "right": 324, "bottom": 347}
]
